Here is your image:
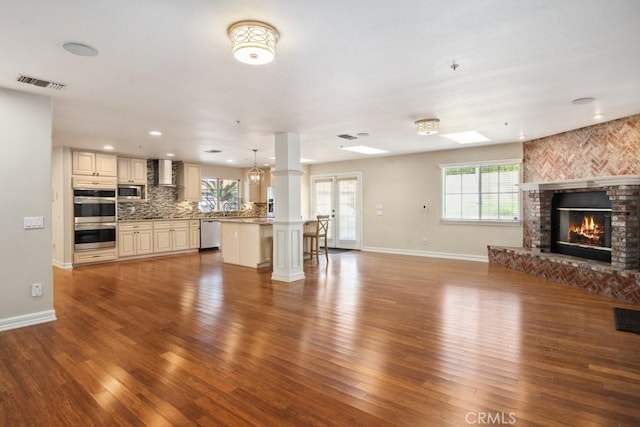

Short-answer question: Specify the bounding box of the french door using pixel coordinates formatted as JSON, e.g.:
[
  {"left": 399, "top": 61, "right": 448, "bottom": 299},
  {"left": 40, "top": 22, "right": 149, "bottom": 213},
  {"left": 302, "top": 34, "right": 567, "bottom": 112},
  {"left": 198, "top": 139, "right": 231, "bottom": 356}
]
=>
[{"left": 310, "top": 173, "right": 362, "bottom": 250}]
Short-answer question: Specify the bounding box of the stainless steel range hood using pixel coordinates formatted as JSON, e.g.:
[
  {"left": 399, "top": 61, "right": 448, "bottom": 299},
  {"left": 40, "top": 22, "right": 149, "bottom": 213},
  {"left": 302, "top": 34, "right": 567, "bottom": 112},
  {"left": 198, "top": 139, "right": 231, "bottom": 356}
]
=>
[{"left": 153, "top": 159, "right": 175, "bottom": 186}]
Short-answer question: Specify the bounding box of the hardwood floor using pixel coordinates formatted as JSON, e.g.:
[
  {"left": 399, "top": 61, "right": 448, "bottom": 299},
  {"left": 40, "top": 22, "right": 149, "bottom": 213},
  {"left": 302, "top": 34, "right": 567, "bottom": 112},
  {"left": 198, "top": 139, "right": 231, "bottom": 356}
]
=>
[{"left": 1, "top": 250, "right": 640, "bottom": 426}]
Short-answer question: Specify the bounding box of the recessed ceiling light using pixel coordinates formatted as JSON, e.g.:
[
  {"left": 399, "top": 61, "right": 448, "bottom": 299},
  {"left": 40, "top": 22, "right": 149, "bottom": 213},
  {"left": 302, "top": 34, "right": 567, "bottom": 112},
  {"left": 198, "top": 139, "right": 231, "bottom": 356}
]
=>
[
  {"left": 166, "top": 153, "right": 175, "bottom": 157},
  {"left": 300, "top": 158, "right": 315, "bottom": 163},
  {"left": 357, "top": 132, "right": 370, "bottom": 137},
  {"left": 571, "top": 97, "right": 595, "bottom": 105},
  {"left": 205, "top": 149, "right": 222, "bottom": 153},
  {"left": 593, "top": 113, "right": 603, "bottom": 120},
  {"left": 443, "top": 131, "right": 491, "bottom": 144},
  {"left": 226, "top": 159, "right": 234, "bottom": 163},
  {"left": 62, "top": 42, "right": 98, "bottom": 57},
  {"left": 103, "top": 145, "right": 114, "bottom": 150},
  {"left": 518, "top": 134, "right": 526, "bottom": 141},
  {"left": 149, "top": 130, "right": 162, "bottom": 136},
  {"left": 341, "top": 145, "right": 388, "bottom": 155}
]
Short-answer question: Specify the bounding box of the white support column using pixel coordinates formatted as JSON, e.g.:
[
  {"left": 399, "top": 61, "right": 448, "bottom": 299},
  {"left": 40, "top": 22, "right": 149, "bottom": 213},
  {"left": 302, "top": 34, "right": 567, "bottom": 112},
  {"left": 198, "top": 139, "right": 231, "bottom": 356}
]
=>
[{"left": 271, "top": 132, "right": 305, "bottom": 282}]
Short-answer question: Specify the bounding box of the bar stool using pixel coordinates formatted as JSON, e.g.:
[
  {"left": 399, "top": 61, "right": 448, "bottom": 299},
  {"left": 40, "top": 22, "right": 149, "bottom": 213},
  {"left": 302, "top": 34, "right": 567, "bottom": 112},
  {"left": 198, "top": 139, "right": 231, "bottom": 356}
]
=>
[{"left": 304, "top": 215, "right": 330, "bottom": 263}]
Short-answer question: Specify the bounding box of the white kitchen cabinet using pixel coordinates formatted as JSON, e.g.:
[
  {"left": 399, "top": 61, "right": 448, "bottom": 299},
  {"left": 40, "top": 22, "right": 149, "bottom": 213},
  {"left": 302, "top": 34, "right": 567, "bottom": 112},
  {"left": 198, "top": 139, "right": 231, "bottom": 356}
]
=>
[
  {"left": 189, "top": 220, "right": 200, "bottom": 249},
  {"left": 73, "top": 151, "right": 117, "bottom": 177},
  {"left": 177, "top": 162, "right": 201, "bottom": 202},
  {"left": 118, "top": 157, "right": 147, "bottom": 185},
  {"left": 220, "top": 220, "right": 272, "bottom": 268},
  {"left": 73, "top": 248, "right": 117, "bottom": 264},
  {"left": 118, "top": 222, "right": 153, "bottom": 257},
  {"left": 153, "top": 220, "right": 190, "bottom": 253}
]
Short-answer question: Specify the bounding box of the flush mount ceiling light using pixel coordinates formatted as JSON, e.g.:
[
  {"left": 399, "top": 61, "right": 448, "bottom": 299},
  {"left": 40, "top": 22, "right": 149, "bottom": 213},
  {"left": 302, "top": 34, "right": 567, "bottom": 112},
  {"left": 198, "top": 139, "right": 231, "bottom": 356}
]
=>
[
  {"left": 228, "top": 20, "right": 279, "bottom": 65},
  {"left": 415, "top": 118, "right": 440, "bottom": 135},
  {"left": 247, "top": 149, "right": 264, "bottom": 185}
]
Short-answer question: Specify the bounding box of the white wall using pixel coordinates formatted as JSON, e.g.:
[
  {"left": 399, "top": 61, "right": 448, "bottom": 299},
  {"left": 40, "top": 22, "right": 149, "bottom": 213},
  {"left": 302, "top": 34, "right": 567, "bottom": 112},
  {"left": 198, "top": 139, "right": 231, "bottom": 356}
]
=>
[
  {"left": 310, "top": 143, "right": 523, "bottom": 261},
  {"left": 0, "top": 87, "right": 56, "bottom": 330}
]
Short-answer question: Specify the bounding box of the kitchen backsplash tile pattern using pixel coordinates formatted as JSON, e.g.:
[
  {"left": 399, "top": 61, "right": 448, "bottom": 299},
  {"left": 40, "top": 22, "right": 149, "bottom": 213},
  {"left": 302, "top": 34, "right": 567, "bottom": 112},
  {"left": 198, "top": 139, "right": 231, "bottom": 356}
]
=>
[{"left": 117, "top": 160, "right": 265, "bottom": 220}]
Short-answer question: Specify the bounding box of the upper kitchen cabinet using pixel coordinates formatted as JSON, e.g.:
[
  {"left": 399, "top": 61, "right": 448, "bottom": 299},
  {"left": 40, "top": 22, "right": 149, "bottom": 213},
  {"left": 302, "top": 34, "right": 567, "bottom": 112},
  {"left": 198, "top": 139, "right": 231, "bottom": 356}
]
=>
[
  {"left": 245, "top": 168, "right": 272, "bottom": 202},
  {"left": 118, "top": 157, "right": 147, "bottom": 184},
  {"left": 72, "top": 151, "right": 117, "bottom": 177},
  {"left": 177, "top": 162, "right": 201, "bottom": 202}
]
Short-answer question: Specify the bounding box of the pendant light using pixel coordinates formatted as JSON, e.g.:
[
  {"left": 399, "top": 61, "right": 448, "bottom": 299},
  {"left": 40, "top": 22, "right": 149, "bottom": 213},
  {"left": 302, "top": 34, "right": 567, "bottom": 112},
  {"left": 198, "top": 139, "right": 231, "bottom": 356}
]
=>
[{"left": 247, "top": 149, "right": 264, "bottom": 185}]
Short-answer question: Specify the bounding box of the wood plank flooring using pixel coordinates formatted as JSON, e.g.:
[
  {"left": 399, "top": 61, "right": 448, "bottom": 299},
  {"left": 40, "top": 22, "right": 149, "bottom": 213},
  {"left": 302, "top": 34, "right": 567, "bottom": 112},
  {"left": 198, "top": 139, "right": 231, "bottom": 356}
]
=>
[{"left": 1, "top": 250, "right": 640, "bottom": 426}]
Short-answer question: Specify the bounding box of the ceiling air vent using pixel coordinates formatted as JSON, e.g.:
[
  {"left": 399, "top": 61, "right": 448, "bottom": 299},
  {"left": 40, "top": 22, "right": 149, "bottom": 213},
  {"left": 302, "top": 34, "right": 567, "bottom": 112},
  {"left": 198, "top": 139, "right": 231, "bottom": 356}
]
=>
[
  {"left": 17, "top": 75, "right": 66, "bottom": 90},
  {"left": 337, "top": 134, "right": 358, "bottom": 140}
]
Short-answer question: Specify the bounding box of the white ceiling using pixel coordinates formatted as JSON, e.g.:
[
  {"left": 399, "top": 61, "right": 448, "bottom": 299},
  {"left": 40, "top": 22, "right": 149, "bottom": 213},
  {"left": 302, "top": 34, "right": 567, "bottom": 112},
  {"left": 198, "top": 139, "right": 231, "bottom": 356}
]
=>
[{"left": 1, "top": 1, "right": 640, "bottom": 168}]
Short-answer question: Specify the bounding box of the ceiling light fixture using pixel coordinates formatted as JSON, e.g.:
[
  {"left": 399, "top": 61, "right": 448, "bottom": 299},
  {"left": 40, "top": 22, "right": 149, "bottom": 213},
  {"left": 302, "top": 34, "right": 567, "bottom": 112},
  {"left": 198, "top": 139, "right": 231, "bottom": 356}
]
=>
[
  {"left": 247, "top": 149, "right": 264, "bottom": 185},
  {"left": 149, "top": 130, "right": 162, "bottom": 136},
  {"left": 415, "top": 118, "right": 440, "bottom": 135},
  {"left": 593, "top": 113, "right": 603, "bottom": 120},
  {"left": 228, "top": 21, "right": 279, "bottom": 65}
]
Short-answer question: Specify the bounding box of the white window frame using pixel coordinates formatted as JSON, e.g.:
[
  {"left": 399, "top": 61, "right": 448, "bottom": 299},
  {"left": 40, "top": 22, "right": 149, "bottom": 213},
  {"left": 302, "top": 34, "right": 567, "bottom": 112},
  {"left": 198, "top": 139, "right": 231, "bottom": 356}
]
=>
[
  {"left": 199, "top": 178, "right": 241, "bottom": 213},
  {"left": 439, "top": 158, "right": 522, "bottom": 225}
]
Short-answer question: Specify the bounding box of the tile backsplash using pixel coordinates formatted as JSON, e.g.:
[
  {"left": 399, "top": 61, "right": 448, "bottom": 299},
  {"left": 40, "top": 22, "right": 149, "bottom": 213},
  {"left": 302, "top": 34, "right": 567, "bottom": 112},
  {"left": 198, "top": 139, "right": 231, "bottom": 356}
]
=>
[{"left": 117, "top": 160, "right": 264, "bottom": 220}]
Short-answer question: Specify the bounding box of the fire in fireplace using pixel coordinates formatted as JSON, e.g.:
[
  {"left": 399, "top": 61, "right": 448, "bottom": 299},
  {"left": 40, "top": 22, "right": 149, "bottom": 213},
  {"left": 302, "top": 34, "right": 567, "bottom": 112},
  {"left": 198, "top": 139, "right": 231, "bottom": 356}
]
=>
[{"left": 551, "top": 192, "right": 611, "bottom": 262}]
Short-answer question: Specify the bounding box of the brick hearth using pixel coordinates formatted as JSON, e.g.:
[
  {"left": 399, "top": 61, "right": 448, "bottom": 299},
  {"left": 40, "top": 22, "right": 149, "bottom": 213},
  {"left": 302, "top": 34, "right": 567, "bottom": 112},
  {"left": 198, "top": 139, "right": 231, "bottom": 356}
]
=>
[{"left": 488, "top": 246, "right": 640, "bottom": 305}]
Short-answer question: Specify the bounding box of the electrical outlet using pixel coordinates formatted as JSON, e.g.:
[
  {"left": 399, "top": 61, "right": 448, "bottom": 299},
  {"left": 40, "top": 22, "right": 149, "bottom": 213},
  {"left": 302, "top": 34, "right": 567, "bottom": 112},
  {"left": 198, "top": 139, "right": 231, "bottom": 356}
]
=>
[{"left": 31, "top": 283, "right": 43, "bottom": 297}]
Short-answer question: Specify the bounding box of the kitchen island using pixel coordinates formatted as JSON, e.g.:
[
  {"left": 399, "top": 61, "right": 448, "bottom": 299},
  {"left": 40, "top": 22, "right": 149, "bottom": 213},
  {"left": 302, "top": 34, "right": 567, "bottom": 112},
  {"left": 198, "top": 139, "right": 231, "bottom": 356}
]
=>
[{"left": 219, "top": 218, "right": 273, "bottom": 268}]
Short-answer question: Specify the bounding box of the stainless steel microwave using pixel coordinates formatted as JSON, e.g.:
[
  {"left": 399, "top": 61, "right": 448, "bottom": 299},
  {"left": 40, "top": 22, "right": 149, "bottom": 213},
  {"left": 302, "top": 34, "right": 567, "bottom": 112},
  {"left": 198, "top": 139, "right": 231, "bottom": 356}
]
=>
[{"left": 117, "top": 185, "right": 143, "bottom": 200}]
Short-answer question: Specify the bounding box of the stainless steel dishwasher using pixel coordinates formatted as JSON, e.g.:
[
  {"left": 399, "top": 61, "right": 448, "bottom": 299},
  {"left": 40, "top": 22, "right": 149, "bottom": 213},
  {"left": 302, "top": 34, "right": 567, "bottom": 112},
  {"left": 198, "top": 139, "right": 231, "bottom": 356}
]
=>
[{"left": 200, "top": 219, "right": 220, "bottom": 250}]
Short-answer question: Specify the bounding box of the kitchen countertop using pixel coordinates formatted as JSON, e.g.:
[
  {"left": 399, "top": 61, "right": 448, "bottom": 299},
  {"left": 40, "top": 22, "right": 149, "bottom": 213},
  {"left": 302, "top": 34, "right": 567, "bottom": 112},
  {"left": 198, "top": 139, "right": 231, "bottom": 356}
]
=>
[
  {"left": 217, "top": 217, "right": 274, "bottom": 225},
  {"left": 117, "top": 216, "right": 269, "bottom": 223}
]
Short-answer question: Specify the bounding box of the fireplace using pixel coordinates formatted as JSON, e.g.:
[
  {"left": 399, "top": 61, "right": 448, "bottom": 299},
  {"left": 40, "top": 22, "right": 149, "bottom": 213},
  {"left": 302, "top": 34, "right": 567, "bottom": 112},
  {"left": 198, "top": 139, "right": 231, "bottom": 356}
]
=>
[{"left": 551, "top": 191, "right": 612, "bottom": 262}]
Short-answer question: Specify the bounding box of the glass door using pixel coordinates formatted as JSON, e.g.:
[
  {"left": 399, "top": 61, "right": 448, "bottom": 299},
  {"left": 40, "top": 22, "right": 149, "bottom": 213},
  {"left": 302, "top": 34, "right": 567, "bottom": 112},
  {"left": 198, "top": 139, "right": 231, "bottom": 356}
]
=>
[{"left": 311, "top": 173, "right": 361, "bottom": 250}]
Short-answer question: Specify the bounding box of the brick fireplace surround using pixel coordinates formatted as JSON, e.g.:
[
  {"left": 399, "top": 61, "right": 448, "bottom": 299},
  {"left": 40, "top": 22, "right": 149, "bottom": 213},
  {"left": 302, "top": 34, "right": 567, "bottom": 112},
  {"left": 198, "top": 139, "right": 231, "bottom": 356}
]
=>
[{"left": 488, "top": 114, "right": 640, "bottom": 305}]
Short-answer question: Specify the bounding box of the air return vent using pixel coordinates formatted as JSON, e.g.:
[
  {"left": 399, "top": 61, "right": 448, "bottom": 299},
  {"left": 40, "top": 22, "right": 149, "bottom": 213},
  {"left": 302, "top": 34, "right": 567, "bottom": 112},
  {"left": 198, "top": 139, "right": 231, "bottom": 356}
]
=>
[
  {"left": 17, "top": 75, "right": 66, "bottom": 90},
  {"left": 337, "top": 134, "right": 358, "bottom": 140}
]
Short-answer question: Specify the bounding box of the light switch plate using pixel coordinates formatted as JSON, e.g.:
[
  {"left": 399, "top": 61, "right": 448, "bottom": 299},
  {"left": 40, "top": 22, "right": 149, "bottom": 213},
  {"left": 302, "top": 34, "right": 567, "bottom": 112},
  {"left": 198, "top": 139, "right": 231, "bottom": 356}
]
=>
[{"left": 24, "top": 216, "right": 44, "bottom": 229}]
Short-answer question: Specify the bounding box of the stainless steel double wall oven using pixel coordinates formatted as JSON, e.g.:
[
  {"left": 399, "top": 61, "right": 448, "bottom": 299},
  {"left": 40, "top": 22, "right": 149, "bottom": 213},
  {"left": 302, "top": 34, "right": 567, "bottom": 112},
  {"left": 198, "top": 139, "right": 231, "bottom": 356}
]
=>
[{"left": 73, "top": 187, "right": 117, "bottom": 250}]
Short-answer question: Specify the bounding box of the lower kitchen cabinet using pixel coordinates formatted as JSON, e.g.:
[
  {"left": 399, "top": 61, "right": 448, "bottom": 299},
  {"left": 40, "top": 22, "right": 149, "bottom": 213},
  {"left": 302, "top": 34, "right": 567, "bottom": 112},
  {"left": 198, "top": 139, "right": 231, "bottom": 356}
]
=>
[
  {"left": 74, "top": 248, "right": 117, "bottom": 264},
  {"left": 220, "top": 220, "right": 272, "bottom": 268},
  {"left": 189, "top": 220, "right": 200, "bottom": 249},
  {"left": 118, "top": 222, "right": 153, "bottom": 257},
  {"left": 153, "top": 220, "right": 189, "bottom": 253}
]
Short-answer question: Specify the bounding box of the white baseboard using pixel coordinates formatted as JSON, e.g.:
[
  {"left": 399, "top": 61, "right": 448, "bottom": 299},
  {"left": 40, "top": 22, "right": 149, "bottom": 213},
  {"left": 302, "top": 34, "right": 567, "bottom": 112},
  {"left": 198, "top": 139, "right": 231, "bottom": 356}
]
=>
[
  {"left": 361, "top": 246, "right": 488, "bottom": 263},
  {"left": 0, "top": 310, "right": 57, "bottom": 332},
  {"left": 53, "top": 258, "right": 73, "bottom": 269}
]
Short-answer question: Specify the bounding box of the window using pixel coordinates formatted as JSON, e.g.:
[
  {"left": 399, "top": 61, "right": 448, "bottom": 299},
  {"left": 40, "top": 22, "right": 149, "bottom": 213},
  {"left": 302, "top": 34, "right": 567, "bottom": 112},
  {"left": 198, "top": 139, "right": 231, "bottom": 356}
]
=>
[
  {"left": 199, "top": 178, "right": 240, "bottom": 213},
  {"left": 441, "top": 160, "right": 520, "bottom": 222}
]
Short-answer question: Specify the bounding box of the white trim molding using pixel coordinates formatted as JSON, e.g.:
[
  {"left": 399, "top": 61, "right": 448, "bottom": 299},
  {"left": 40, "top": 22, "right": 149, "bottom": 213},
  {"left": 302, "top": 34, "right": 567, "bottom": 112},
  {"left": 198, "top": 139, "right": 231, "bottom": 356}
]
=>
[
  {"left": 0, "top": 310, "right": 57, "bottom": 332},
  {"left": 53, "top": 259, "right": 73, "bottom": 269},
  {"left": 519, "top": 175, "right": 640, "bottom": 191},
  {"left": 361, "top": 246, "right": 488, "bottom": 263}
]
